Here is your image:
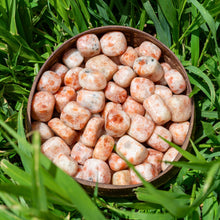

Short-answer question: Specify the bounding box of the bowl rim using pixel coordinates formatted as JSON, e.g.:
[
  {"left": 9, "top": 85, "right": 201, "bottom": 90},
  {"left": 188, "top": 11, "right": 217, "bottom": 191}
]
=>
[{"left": 27, "top": 25, "right": 195, "bottom": 196}]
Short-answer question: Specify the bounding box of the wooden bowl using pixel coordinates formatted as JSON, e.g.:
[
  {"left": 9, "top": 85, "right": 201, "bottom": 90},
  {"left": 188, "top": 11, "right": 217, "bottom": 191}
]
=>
[{"left": 27, "top": 26, "right": 194, "bottom": 198}]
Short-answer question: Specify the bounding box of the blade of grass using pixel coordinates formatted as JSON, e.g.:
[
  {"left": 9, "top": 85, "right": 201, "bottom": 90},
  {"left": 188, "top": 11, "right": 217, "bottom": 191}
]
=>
[
  {"left": 98, "top": 198, "right": 175, "bottom": 220},
  {"left": 117, "top": 1, "right": 130, "bottom": 26},
  {"left": 139, "top": 9, "right": 146, "bottom": 31},
  {"left": 157, "top": 0, "right": 177, "bottom": 47},
  {"left": 0, "top": 5, "right": 8, "bottom": 30},
  {"left": 31, "top": 131, "right": 48, "bottom": 212},
  {"left": 158, "top": 136, "right": 201, "bottom": 162},
  {"left": 157, "top": 0, "right": 177, "bottom": 29},
  {"left": 77, "top": 0, "right": 93, "bottom": 28},
  {"left": 0, "top": 206, "right": 23, "bottom": 220},
  {"left": 178, "top": 0, "right": 187, "bottom": 21},
  {"left": 17, "top": 104, "right": 31, "bottom": 173},
  {"left": 4, "top": 84, "right": 29, "bottom": 96},
  {"left": 214, "top": 205, "right": 220, "bottom": 220},
  {"left": 136, "top": 187, "right": 190, "bottom": 218},
  {"left": 1, "top": 130, "right": 32, "bottom": 170},
  {"left": 0, "top": 184, "right": 31, "bottom": 198},
  {"left": 0, "top": 185, "right": 65, "bottom": 220},
  {"left": 0, "top": 64, "right": 10, "bottom": 72},
  {"left": 1, "top": 147, "right": 73, "bottom": 207},
  {"left": 117, "top": 151, "right": 190, "bottom": 217},
  {"left": 9, "top": 0, "right": 17, "bottom": 35},
  {"left": 0, "top": 26, "right": 42, "bottom": 61},
  {"left": 95, "top": 0, "right": 118, "bottom": 25},
  {"left": 188, "top": 75, "right": 211, "bottom": 100},
  {"left": 191, "top": 162, "right": 220, "bottom": 209},
  {"left": 141, "top": 0, "right": 170, "bottom": 46},
  {"left": 32, "top": 5, "right": 47, "bottom": 26},
  {"left": 188, "top": 0, "right": 220, "bottom": 61},
  {"left": 186, "top": 65, "right": 216, "bottom": 109},
  {"left": 202, "top": 121, "right": 220, "bottom": 145},
  {"left": 1, "top": 120, "right": 105, "bottom": 219},
  {"left": 47, "top": 7, "right": 74, "bottom": 37},
  {"left": 1, "top": 159, "right": 31, "bottom": 186},
  {"left": 0, "top": 192, "right": 24, "bottom": 216},
  {"left": 69, "top": 0, "right": 88, "bottom": 33},
  {"left": 202, "top": 56, "right": 220, "bottom": 88},
  {"left": 17, "top": 0, "right": 32, "bottom": 44},
  {"left": 40, "top": 156, "right": 106, "bottom": 220},
  {"left": 190, "top": 5, "right": 200, "bottom": 66},
  {"left": 87, "top": 7, "right": 115, "bottom": 25},
  {"left": 34, "top": 28, "right": 57, "bottom": 43},
  {"left": 190, "top": 139, "right": 206, "bottom": 161},
  {"left": 169, "top": 161, "right": 212, "bottom": 172},
  {"left": 157, "top": 4, "right": 171, "bottom": 47},
  {"left": 198, "top": 29, "right": 211, "bottom": 66},
  {"left": 50, "top": 0, "right": 71, "bottom": 30},
  {"left": 202, "top": 192, "right": 218, "bottom": 220},
  {"left": 115, "top": 201, "right": 162, "bottom": 210},
  {"left": 189, "top": 86, "right": 200, "bottom": 98},
  {"left": 1, "top": 160, "right": 75, "bottom": 209}
]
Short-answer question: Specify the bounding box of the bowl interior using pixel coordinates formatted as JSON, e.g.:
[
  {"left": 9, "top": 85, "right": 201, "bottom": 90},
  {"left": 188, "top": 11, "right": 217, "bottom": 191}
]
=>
[{"left": 27, "top": 26, "right": 194, "bottom": 197}]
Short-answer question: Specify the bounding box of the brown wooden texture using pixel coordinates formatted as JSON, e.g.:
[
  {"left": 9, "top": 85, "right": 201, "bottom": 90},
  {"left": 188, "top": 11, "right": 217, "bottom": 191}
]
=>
[{"left": 27, "top": 26, "right": 195, "bottom": 198}]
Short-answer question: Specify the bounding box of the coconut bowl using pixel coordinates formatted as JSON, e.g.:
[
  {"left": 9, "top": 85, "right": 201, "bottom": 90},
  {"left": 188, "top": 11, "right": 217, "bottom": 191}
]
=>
[{"left": 27, "top": 26, "right": 194, "bottom": 198}]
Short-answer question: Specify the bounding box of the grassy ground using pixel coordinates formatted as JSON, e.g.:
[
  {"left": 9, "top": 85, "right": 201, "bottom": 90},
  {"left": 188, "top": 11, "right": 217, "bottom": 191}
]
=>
[{"left": 0, "top": 0, "right": 220, "bottom": 219}]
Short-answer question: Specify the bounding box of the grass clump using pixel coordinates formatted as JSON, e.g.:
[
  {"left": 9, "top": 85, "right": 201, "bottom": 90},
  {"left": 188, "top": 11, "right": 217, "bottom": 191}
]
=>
[{"left": 1, "top": 0, "right": 220, "bottom": 219}]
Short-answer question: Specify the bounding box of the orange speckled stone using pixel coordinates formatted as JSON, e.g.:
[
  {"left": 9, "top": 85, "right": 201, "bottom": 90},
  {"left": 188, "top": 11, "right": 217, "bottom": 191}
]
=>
[
  {"left": 116, "top": 135, "right": 148, "bottom": 165},
  {"left": 147, "top": 126, "right": 172, "bottom": 152},
  {"left": 80, "top": 117, "right": 104, "bottom": 147},
  {"left": 51, "top": 63, "right": 68, "bottom": 83},
  {"left": 105, "top": 82, "right": 127, "bottom": 103},
  {"left": 105, "top": 109, "right": 130, "bottom": 137},
  {"left": 77, "top": 34, "right": 101, "bottom": 57},
  {"left": 79, "top": 68, "right": 107, "bottom": 91},
  {"left": 144, "top": 149, "right": 163, "bottom": 173},
  {"left": 86, "top": 54, "right": 118, "bottom": 81},
  {"left": 93, "top": 135, "right": 114, "bottom": 161},
  {"left": 133, "top": 56, "right": 164, "bottom": 82},
  {"left": 64, "top": 67, "right": 82, "bottom": 91},
  {"left": 54, "top": 86, "right": 76, "bottom": 113},
  {"left": 113, "top": 66, "right": 136, "bottom": 88},
  {"left": 130, "top": 162, "right": 158, "bottom": 184},
  {"left": 71, "top": 142, "right": 93, "bottom": 165},
  {"left": 161, "top": 147, "right": 179, "bottom": 171},
  {"left": 77, "top": 90, "right": 105, "bottom": 113},
  {"left": 31, "top": 91, "right": 55, "bottom": 122},
  {"left": 128, "top": 114, "right": 155, "bottom": 143},
  {"left": 169, "top": 121, "right": 190, "bottom": 145},
  {"left": 119, "top": 46, "right": 138, "bottom": 67},
  {"left": 164, "top": 69, "right": 186, "bottom": 94},
  {"left": 37, "top": 71, "right": 61, "bottom": 94},
  {"left": 138, "top": 41, "right": 161, "bottom": 60},
  {"left": 100, "top": 31, "right": 127, "bottom": 56},
  {"left": 53, "top": 153, "right": 78, "bottom": 176},
  {"left": 108, "top": 153, "right": 128, "bottom": 171},
  {"left": 60, "top": 101, "right": 91, "bottom": 130},
  {"left": 48, "top": 118, "right": 78, "bottom": 146},
  {"left": 81, "top": 158, "right": 111, "bottom": 184},
  {"left": 112, "top": 170, "right": 131, "bottom": 185},
  {"left": 62, "top": 48, "right": 84, "bottom": 68},
  {"left": 41, "top": 137, "right": 71, "bottom": 161},
  {"left": 130, "top": 77, "right": 155, "bottom": 103},
  {"left": 166, "top": 95, "right": 192, "bottom": 122},
  {"left": 143, "top": 94, "right": 171, "bottom": 125},
  {"left": 31, "top": 121, "right": 54, "bottom": 142}
]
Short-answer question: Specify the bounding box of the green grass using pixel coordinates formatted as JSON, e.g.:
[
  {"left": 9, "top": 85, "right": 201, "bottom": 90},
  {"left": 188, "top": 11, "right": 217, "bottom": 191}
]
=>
[{"left": 0, "top": 0, "right": 220, "bottom": 219}]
